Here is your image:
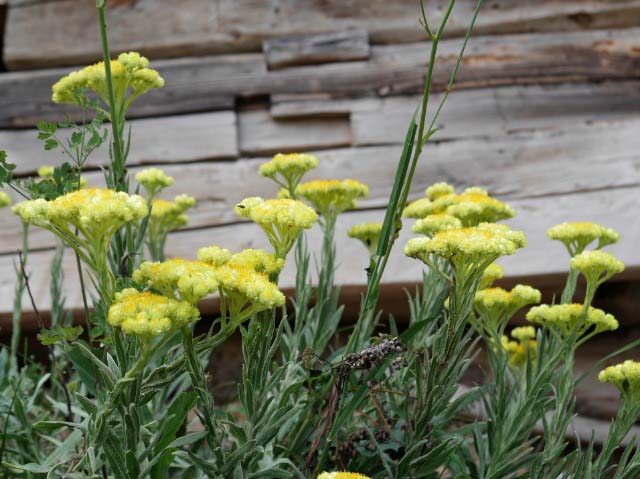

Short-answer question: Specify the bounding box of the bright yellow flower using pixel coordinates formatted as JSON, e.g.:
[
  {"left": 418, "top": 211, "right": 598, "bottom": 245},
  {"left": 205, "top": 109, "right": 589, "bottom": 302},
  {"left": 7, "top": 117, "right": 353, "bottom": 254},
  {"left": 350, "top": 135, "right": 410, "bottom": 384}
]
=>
[
  {"left": 227, "top": 249, "right": 285, "bottom": 277},
  {"left": 296, "top": 179, "right": 368, "bottom": 219},
  {"left": 480, "top": 263, "right": 504, "bottom": 289},
  {"left": 425, "top": 182, "right": 455, "bottom": 200},
  {"left": 432, "top": 192, "right": 515, "bottom": 227},
  {"left": 474, "top": 284, "right": 541, "bottom": 331},
  {"left": 402, "top": 197, "right": 433, "bottom": 219},
  {"left": 348, "top": 222, "right": 383, "bottom": 254},
  {"left": 511, "top": 325, "right": 536, "bottom": 342},
  {"left": 318, "top": 472, "right": 372, "bottom": 479},
  {"left": 526, "top": 303, "right": 618, "bottom": 340},
  {"left": 133, "top": 259, "right": 218, "bottom": 304},
  {"left": 0, "top": 191, "right": 11, "bottom": 208},
  {"left": 235, "top": 197, "right": 317, "bottom": 258},
  {"left": 501, "top": 331, "right": 537, "bottom": 369},
  {"left": 149, "top": 195, "right": 196, "bottom": 241},
  {"left": 197, "top": 245, "right": 233, "bottom": 267},
  {"left": 135, "top": 168, "right": 174, "bottom": 196},
  {"left": 570, "top": 250, "right": 624, "bottom": 286},
  {"left": 259, "top": 153, "right": 319, "bottom": 189},
  {"left": 599, "top": 360, "right": 640, "bottom": 400},
  {"left": 412, "top": 213, "right": 462, "bottom": 237},
  {"left": 107, "top": 288, "right": 199, "bottom": 339},
  {"left": 547, "top": 221, "right": 620, "bottom": 256}
]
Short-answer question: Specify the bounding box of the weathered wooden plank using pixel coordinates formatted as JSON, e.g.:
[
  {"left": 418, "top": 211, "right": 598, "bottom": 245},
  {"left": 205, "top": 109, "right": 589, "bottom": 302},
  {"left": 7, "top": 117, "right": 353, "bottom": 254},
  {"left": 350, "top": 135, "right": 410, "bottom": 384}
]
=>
[
  {"left": 3, "top": 27, "right": 640, "bottom": 127},
  {"left": 263, "top": 30, "right": 370, "bottom": 70},
  {"left": 270, "top": 94, "right": 381, "bottom": 119},
  {"left": 4, "top": 111, "right": 238, "bottom": 176},
  {"left": 6, "top": 0, "right": 640, "bottom": 70},
  {"left": 2, "top": 114, "right": 640, "bottom": 254},
  {"left": 238, "top": 107, "right": 352, "bottom": 155},
  {"left": 1, "top": 185, "right": 639, "bottom": 321}
]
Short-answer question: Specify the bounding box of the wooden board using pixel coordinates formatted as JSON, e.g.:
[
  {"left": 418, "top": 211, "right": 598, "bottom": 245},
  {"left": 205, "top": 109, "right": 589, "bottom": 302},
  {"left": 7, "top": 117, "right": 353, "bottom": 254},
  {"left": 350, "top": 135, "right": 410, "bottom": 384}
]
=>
[
  {"left": 263, "top": 30, "right": 370, "bottom": 70},
  {"left": 2, "top": 112, "right": 639, "bottom": 254},
  {"left": 3, "top": 27, "right": 640, "bottom": 127},
  {"left": 5, "top": 1, "right": 640, "bottom": 70}
]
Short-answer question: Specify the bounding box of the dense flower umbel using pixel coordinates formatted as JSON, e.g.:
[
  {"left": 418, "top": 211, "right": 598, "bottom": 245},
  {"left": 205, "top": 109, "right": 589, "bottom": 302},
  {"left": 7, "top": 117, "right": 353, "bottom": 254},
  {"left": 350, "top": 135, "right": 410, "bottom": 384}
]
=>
[
  {"left": 526, "top": 303, "right": 618, "bottom": 340},
  {"left": 197, "top": 245, "right": 233, "bottom": 267},
  {"left": 133, "top": 259, "right": 219, "bottom": 304},
  {"left": 296, "top": 179, "right": 369, "bottom": 220},
  {"left": 480, "top": 263, "right": 504, "bottom": 289},
  {"left": 402, "top": 197, "right": 433, "bottom": 219},
  {"left": 235, "top": 197, "right": 317, "bottom": 258},
  {"left": 547, "top": 221, "right": 620, "bottom": 256},
  {"left": 318, "top": 473, "right": 372, "bottom": 479},
  {"left": 0, "top": 191, "right": 10, "bottom": 208},
  {"left": 37, "top": 166, "right": 55, "bottom": 178},
  {"left": 599, "top": 360, "right": 640, "bottom": 400},
  {"left": 149, "top": 195, "right": 195, "bottom": 236},
  {"left": 259, "top": 153, "right": 319, "bottom": 190},
  {"left": 52, "top": 51, "right": 164, "bottom": 111},
  {"left": 107, "top": 288, "right": 199, "bottom": 339},
  {"left": 570, "top": 250, "right": 625, "bottom": 286},
  {"left": 135, "top": 168, "right": 174, "bottom": 197},
  {"left": 348, "top": 222, "right": 383, "bottom": 254},
  {"left": 502, "top": 327, "right": 537, "bottom": 369},
  {"left": 474, "top": 284, "right": 541, "bottom": 331},
  {"left": 198, "top": 245, "right": 284, "bottom": 277},
  {"left": 412, "top": 213, "right": 462, "bottom": 237},
  {"left": 429, "top": 192, "right": 515, "bottom": 227},
  {"left": 425, "top": 182, "right": 455, "bottom": 200}
]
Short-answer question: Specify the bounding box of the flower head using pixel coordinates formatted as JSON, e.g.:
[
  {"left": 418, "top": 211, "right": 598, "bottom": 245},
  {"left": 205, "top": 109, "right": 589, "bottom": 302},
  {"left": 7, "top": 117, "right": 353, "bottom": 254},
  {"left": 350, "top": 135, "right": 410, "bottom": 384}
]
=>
[
  {"left": 197, "top": 245, "right": 233, "bottom": 267},
  {"left": 526, "top": 303, "right": 618, "bottom": 340},
  {"left": 599, "top": 360, "right": 640, "bottom": 401},
  {"left": 348, "top": 222, "right": 383, "bottom": 254},
  {"left": 425, "top": 182, "right": 455, "bottom": 200},
  {"left": 318, "top": 473, "right": 372, "bottom": 479},
  {"left": 12, "top": 199, "right": 50, "bottom": 226},
  {"left": 480, "top": 263, "right": 504, "bottom": 289},
  {"left": 501, "top": 330, "right": 537, "bottom": 369},
  {"left": 133, "top": 259, "right": 218, "bottom": 304},
  {"left": 107, "top": 288, "right": 199, "bottom": 339},
  {"left": 547, "top": 222, "right": 620, "bottom": 256},
  {"left": 259, "top": 153, "right": 319, "bottom": 189},
  {"left": 296, "top": 179, "right": 368, "bottom": 219},
  {"left": 235, "top": 197, "right": 317, "bottom": 258},
  {"left": 0, "top": 191, "right": 11, "bottom": 208},
  {"left": 37, "top": 166, "right": 55, "bottom": 179},
  {"left": 511, "top": 326, "right": 536, "bottom": 342},
  {"left": 135, "top": 168, "right": 174, "bottom": 197},
  {"left": 570, "top": 250, "right": 624, "bottom": 286},
  {"left": 432, "top": 192, "right": 515, "bottom": 227},
  {"left": 412, "top": 213, "right": 462, "bottom": 237},
  {"left": 474, "top": 284, "right": 541, "bottom": 331},
  {"left": 402, "top": 197, "right": 433, "bottom": 219},
  {"left": 149, "top": 195, "right": 196, "bottom": 240}
]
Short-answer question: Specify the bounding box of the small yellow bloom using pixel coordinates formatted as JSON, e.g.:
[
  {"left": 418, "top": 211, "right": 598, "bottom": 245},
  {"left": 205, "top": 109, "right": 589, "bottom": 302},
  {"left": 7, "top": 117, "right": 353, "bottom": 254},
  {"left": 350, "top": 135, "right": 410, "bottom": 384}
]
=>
[
  {"left": 107, "top": 288, "right": 199, "bottom": 338},
  {"left": 402, "top": 197, "right": 433, "bottom": 219},
  {"left": 318, "top": 472, "right": 372, "bottom": 479},
  {"left": 259, "top": 153, "right": 319, "bottom": 189},
  {"left": 0, "top": 191, "right": 11, "bottom": 208},
  {"left": 474, "top": 284, "right": 541, "bottom": 330},
  {"left": 227, "top": 249, "right": 285, "bottom": 277},
  {"left": 412, "top": 213, "right": 462, "bottom": 237},
  {"left": 511, "top": 326, "right": 536, "bottom": 342},
  {"left": 214, "top": 265, "right": 286, "bottom": 316},
  {"left": 599, "top": 360, "right": 640, "bottom": 400},
  {"left": 197, "top": 245, "right": 233, "bottom": 267},
  {"left": 37, "top": 166, "right": 55, "bottom": 179},
  {"left": 149, "top": 195, "right": 196, "bottom": 236},
  {"left": 433, "top": 192, "right": 515, "bottom": 227},
  {"left": 296, "top": 179, "right": 368, "bottom": 219},
  {"left": 547, "top": 221, "right": 620, "bottom": 256},
  {"left": 135, "top": 168, "right": 174, "bottom": 196},
  {"left": 348, "top": 222, "right": 383, "bottom": 254},
  {"left": 570, "top": 250, "right": 624, "bottom": 286},
  {"left": 425, "top": 182, "right": 455, "bottom": 200},
  {"left": 526, "top": 303, "right": 618, "bottom": 339},
  {"left": 501, "top": 331, "right": 537, "bottom": 369},
  {"left": 480, "top": 263, "right": 504, "bottom": 289}
]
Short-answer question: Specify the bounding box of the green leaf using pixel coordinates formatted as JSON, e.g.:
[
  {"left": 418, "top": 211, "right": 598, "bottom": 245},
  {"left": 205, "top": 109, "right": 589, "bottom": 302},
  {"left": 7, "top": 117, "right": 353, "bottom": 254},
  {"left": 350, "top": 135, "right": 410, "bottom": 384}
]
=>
[{"left": 44, "top": 139, "right": 59, "bottom": 151}]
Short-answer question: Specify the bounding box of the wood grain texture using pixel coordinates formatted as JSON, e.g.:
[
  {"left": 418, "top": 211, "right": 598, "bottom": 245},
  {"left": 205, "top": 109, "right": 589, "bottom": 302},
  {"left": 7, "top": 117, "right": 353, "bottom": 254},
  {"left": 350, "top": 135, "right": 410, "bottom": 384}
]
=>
[
  {"left": 2, "top": 112, "right": 639, "bottom": 254},
  {"left": 263, "top": 30, "right": 370, "bottom": 70},
  {"left": 6, "top": 1, "right": 640, "bottom": 70},
  {"left": 3, "top": 27, "right": 640, "bottom": 127}
]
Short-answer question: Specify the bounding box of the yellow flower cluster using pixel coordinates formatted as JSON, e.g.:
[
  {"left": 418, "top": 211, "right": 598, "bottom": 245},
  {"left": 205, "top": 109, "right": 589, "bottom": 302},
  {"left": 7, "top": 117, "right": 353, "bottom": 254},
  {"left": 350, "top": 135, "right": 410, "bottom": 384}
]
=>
[
  {"left": 474, "top": 284, "right": 541, "bottom": 329},
  {"left": 348, "top": 222, "right": 383, "bottom": 254},
  {"left": 107, "top": 288, "right": 199, "bottom": 339},
  {"left": 133, "top": 258, "right": 219, "bottom": 305},
  {"left": 526, "top": 303, "right": 618, "bottom": 339},
  {"left": 259, "top": 153, "right": 319, "bottom": 189},
  {"left": 235, "top": 197, "right": 317, "bottom": 257},
  {"left": 0, "top": 191, "right": 10, "bottom": 208},
  {"left": 570, "top": 250, "right": 624, "bottom": 286},
  {"left": 296, "top": 179, "right": 369, "bottom": 219},
  {"left": 599, "top": 360, "right": 640, "bottom": 400},
  {"left": 197, "top": 245, "right": 233, "bottom": 267},
  {"left": 480, "top": 263, "right": 504, "bottom": 289},
  {"left": 403, "top": 183, "right": 514, "bottom": 227},
  {"left": 425, "top": 182, "right": 455, "bottom": 200},
  {"left": 405, "top": 223, "right": 526, "bottom": 267},
  {"left": 13, "top": 188, "right": 147, "bottom": 248},
  {"left": 547, "top": 221, "right": 619, "bottom": 256},
  {"left": 412, "top": 213, "right": 462, "bottom": 237},
  {"left": 318, "top": 473, "right": 372, "bottom": 479},
  {"left": 149, "top": 195, "right": 196, "bottom": 235},
  {"left": 37, "top": 166, "right": 55, "bottom": 178},
  {"left": 501, "top": 327, "right": 537, "bottom": 369},
  {"left": 52, "top": 51, "right": 164, "bottom": 110},
  {"left": 135, "top": 168, "right": 174, "bottom": 197},
  {"left": 214, "top": 264, "right": 286, "bottom": 315},
  {"left": 199, "top": 246, "right": 284, "bottom": 275}
]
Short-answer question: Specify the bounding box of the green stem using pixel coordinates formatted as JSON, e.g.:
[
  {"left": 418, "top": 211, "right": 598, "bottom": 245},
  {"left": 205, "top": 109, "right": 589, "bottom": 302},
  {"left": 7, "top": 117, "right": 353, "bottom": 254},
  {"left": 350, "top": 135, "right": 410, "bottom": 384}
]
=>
[{"left": 9, "top": 223, "right": 28, "bottom": 373}]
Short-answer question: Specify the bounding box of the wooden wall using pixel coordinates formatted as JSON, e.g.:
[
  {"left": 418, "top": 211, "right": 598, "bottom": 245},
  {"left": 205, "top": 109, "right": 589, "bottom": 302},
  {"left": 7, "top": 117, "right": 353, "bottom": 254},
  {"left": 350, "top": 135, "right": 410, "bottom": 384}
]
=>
[{"left": 0, "top": 0, "right": 639, "bottom": 420}]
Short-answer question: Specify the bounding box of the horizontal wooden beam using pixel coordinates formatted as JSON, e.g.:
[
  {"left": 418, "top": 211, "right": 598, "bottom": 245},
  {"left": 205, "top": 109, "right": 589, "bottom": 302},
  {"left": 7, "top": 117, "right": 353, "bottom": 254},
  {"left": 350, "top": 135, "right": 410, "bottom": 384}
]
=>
[
  {"left": 5, "top": 1, "right": 640, "bottom": 70},
  {"left": 2, "top": 27, "right": 640, "bottom": 127}
]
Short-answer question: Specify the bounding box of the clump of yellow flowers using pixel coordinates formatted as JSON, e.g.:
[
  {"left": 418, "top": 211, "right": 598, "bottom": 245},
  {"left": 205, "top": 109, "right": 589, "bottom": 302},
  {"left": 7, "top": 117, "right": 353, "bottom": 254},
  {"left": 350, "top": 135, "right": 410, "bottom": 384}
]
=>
[
  {"left": 501, "top": 326, "right": 537, "bottom": 369},
  {"left": 348, "top": 222, "right": 383, "bottom": 255},
  {"left": 135, "top": 167, "right": 174, "bottom": 198},
  {"left": 526, "top": 304, "right": 618, "bottom": 341},
  {"left": 474, "top": 284, "right": 541, "bottom": 332},
  {"left": 570, "top": 250, "right": 625, "bottom": 287},
  {"left": 0, "top": 191, "right": 10, "bottom": 208},
  {"left": 318, "top": 473, "right": 372, "bottom": 479},
  {"left": 480, "top": 263, "right": 504, "bottom": 289},
  {"left": 259, "top": 152, "right": 319, "bottom": 191},
  {"left": 599, "top": 360, "right": 640, "bottom": 401},
  {"left": 412, "top": 213, "right": 462, "bottom": 237},
  {"left": 548, "top": 221, "right": 619, "bottom": 256},
  {"left": 297, "top": 179, "right": 369, "bottom": 222},
  {"left": 52, "top": 51, "right": 164, "bottom": 112},
  {"left": 107, "top": 288, "right": 199, "bottom": 340}
]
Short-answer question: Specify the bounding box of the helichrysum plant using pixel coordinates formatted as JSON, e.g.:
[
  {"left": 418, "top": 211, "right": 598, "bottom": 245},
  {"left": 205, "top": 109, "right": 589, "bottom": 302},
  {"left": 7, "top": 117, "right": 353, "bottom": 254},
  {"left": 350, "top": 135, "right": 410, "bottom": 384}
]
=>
[{"left": 1, "top": 1, "right": 639, "bottom": 479}]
